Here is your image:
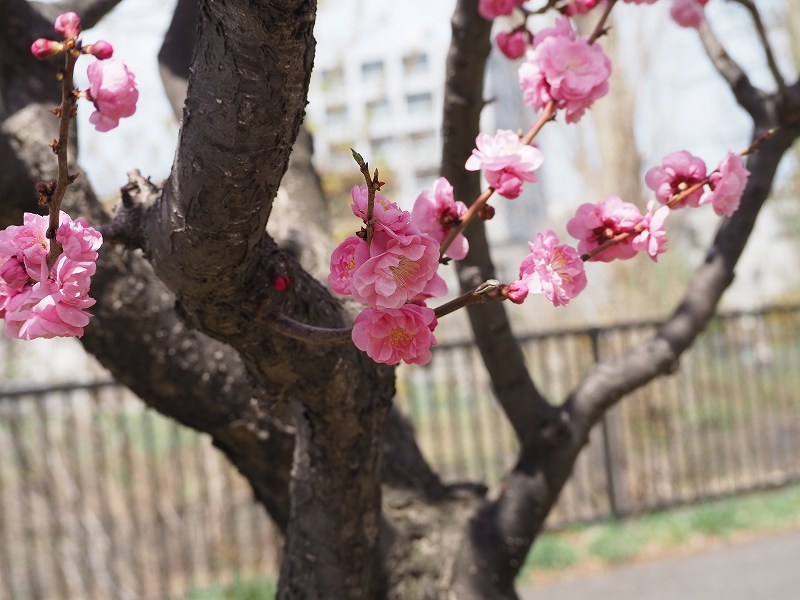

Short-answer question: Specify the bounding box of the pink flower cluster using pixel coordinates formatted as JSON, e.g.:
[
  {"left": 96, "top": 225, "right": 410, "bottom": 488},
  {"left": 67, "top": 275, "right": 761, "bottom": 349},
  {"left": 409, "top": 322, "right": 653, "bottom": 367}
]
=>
[
  {"left": 567, "top": 195, "right": 669, "bottom": 262},
  {"left": 0, "top": 212, "right": 102, "bottom": 339},
  {"left": 30, "top": 12, "right": 138, "bottom": 132},
  {"left": 465, "top": 130, "right": 544, "bottom": 199},
  {"left": 331, "top": 185, "right": 458, "bottom": 365},
  {"left": 645, "top": 149, "right": 750, "bottom": 217},
  {"left": 671, "top": 0, "right": 709, "bottom": 29},
  {"left": 508, "top": 230, "right": 587, "bottom": 307},
  {"left": 478, "top": 0, "right": 525, "bottom": 20},
  {"left": 518, "top": 16, "right": 611, "bottom": 124}
]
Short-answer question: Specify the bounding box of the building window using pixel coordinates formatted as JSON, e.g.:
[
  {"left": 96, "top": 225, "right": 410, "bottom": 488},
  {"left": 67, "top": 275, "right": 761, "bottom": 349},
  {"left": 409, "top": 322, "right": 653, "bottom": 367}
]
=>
[
  {"left": 403, "top": 53, "right": 429, "bottom": 77},
  {"left": 406, "top": 92, "right": 433, "bottom": 114},
  {"left": 320, "top": 66, "right": 344, "bottom": 90},
  {"left": 409, "top": 129, "right": 437, "bottom": 154},
  {"left": 325, "top": 104, "right": 348, "bottom": 124},
  {"left": 361, "top": 60, "right": 385, "bottom": 81},
  {"left": 370, "top": 136, "right": 394, "bottom": 156},
  {"left": 366, "top": 98, "right": 391, "bottom": 120}
]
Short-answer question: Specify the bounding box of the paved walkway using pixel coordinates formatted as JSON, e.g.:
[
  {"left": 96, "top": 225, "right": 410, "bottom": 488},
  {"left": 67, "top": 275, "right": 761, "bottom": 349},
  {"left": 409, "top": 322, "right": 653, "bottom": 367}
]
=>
[{"left": 522, "top": 529, "right": 800, "bottom": 600}]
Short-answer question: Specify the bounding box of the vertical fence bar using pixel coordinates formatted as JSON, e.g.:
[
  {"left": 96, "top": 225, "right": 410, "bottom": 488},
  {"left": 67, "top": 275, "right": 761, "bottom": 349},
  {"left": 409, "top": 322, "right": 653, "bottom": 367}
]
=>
[{"left": 0, "top": 401, "right": 17, "bottom": 600}]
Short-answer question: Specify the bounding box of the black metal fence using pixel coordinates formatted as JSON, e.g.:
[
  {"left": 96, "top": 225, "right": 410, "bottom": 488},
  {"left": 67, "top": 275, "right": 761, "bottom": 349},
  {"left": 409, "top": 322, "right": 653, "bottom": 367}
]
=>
[{"left": 1, "top": 305, "right": 800, "bottom": 598}]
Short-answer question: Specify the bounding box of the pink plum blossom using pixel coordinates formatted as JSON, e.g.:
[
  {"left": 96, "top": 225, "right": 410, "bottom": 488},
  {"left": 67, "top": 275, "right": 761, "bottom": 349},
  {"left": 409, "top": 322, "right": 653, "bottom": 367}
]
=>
[
  {"left": 0, "top": 212, "right": 101, "bottom": 340},
  {"left": 670, "top": 0, "right": 708, "bottom": 29},
  {"left": 565, "top": 0, "right": 601, "bottom": 15},
  {"left": 700, "top": 152, "right": 750, "bottom": 217},
  {"left": 84, "top": 41, "right": 114, "bottom": 60},
  {"left": 86, "top": 58, "right": 139, "bottom": 132},
  {"left": 351, "top": 185, "right": 410, "bottom": 231},
  {"left": 352, "top": 304, "right": 437, "bottom": 365},
  {"left": 517, "top": 230, "right": 587, "bottom": 307},
  {"left": 566, "top": 195, "right": 644, "bottom": 262},
  {"left": 478, "top": 0, "right": 524, "bottom": 20},
  {"left": 496, "top": 30, "right": 530, "bottom": 60},
  {"left": 54, "top": 12, "right": 81, "bottom": 39},
  {"left": 328, "top": 236, "right": 367, "bottom": 295},
  {"left": 504, "top": 280, "right": 529, "bottom": 304},
  {"left": 411, "top": 177, "right": 469, "bottom": 260},
  {"left": 645, "top": 150, "right": 708, "bottom": 209},
  {"left": 464, "top": 129, "right": 543, "bottom": 199},
  {"left": 349, "top": 225, "right": 440, "bottom": 310},
  {"left": 519, "top": 16, "right": 611, "bottom": 123},
  {"left": 31, "top": 39, "right": 63, "bottom": 60},
  {"left": 632, "top": 201, "right": 670, "bottom": 261}
]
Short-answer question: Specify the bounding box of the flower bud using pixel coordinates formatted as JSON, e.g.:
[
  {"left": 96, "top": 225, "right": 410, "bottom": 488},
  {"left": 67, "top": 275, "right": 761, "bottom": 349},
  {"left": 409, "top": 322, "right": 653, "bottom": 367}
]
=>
[
  {"left": 54, "top": 12, "right": 81, "bottom": 39},
  {"left": 83, "top": 41, "right": 114, "bottom": 60},
  {"left": 478, "top": 204, "right": 495, "bottom": 220},
  {"left": 31, "top": 39, "right": 64, "bottom": 60}
]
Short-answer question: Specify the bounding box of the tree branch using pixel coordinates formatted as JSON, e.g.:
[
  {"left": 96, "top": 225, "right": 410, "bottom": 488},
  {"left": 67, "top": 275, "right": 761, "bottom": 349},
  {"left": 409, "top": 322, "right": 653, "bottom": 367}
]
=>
[{"left": 729, "top": 0, "right": 788, "bottom": 97}]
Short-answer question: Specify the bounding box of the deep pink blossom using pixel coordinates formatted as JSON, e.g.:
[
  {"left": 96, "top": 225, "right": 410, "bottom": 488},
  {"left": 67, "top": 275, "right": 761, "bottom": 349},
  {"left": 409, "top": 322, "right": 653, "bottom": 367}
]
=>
[
  {"left": 700, "top": 152, "right": 750, "bottom": 217},
  {"left": 496, "top": 30, "right": 530, "bottom": 60},
  {"left": 57, "top": 214, "right": 103, "bottom": 262},
  {"left": 519, "top": 16, "right": 611, "bottom": 123},
  {"left": 349, "top": 226, "right": 440, "bottom": 309},
  {"left": 84, "top": 41, "right": 114, "bottom": 60},
  {"left": 86, "top": 58, "right": 138, "bottom": 132},
  {"left": 465, "top": 129, "right": 543, "bottom": 199},
  {"left": 645, "top": 150, "right": 708, "bottom": 209},
  {"left": 517, "top": 230, "right": 587, "bottom": 307},
  {"left": 351, "top": 185, "right": 410, "bottom": 231},
  {"left": 565, "top": 0, "right": 601, "bottom": 15},
  {"left": 54, "top": 12, "right": 81, "bottom": 39},
  {"left": 566, "top": 196, "right": 644, "bottom": 262},
  {"left": 411, "top": 177, "right": 468, "bottom": 260},
  {"left": 0, "top": 257, "right": 28, "bottom": 290},
  {"left": 670, "top": 0, "right": 708, "bottom": 29},
  {"left": 0, "top": 212, "right": 51, "bottom": 282},
  {"left": 352, "top": 304, "right": 437, "bottom": 365},
  {"left": 504, "top": 280, "right": 529, "bottom": 304},
  {"left": 632, "top": 201, "right": 670, "bottom": 261},
  {"left": 478, "top": 0, "right": 524, "bottom": 20},
  {"left": 328, "top": 236, "right": 367, "bottom": 295},
  {"left": 31, "top": 39, "right": 63, "bottom": 60}
]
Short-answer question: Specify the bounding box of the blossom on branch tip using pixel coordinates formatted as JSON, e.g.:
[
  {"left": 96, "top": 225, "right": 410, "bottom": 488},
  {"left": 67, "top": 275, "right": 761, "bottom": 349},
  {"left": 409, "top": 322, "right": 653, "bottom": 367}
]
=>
[
  {"left": 478, "top": 0, "right": 524, "bottom": 20},
  {"left": 496, "top": 30, "right": 530, "bottom": 60},
  {"left": 465, "top": 129, "right": 543, "bottom": 199},
  {"left": 83, "top": 41, "right": 114, "bottom": 60},
  {"left": 86, "top": 58, "right": 139, "bottom": 132},
  {"left": 411, "top": 177, "right": 469, "bottom": 260},
  {"left": 351, "top": 185, "right": 409, "bottom": 230},
  {"left": 645, "top": 150, "right": 707, "bottom": 209},
  {"left": 670, "top": 0, "right": 709, "bottom": 29},
  {"left": 519, "top": 16, "right": 611, "bottom": 124},
  {"left": 632, "top": 202, "right": 670, "bottom": 261},
  {"left": 31, "top": 39, "right": 64, "bottom": 60},
  {"left": 517, "top": 230, "right": 586, "bottom": 307},
  {"left": 54, "top": 12, "right": 81, "bottom": 39},
  {"left": 352, "top": 304, "right": 437, "bottom": 366},
  {"left": 700, "top": 152, "right": 750, "bottom": 217}
]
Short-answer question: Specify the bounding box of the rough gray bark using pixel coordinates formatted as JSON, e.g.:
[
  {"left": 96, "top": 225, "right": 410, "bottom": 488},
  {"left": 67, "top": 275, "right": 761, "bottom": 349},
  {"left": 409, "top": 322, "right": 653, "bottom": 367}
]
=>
[{"left": 2, "top": 1, "right": 799, "bottom": 599}]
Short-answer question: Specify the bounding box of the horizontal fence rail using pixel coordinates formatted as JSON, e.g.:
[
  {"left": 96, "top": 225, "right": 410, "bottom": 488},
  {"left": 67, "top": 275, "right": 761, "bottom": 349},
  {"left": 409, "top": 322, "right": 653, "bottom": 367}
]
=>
[{"left": 0, "top": 305, "right": 799, "bottom": 597}]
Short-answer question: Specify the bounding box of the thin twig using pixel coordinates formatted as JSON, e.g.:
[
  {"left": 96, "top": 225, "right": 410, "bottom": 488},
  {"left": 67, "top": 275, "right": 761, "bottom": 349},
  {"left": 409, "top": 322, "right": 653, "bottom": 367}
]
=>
[{"left": 729, "top": 0, "right": 787, "bottom": 97}]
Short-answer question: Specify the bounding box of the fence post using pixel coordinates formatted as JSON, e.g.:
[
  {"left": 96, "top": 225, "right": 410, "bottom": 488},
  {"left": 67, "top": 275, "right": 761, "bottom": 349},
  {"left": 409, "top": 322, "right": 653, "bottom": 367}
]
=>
[{"left": 589, "top": 328, "right": 625, "bottom": 519}]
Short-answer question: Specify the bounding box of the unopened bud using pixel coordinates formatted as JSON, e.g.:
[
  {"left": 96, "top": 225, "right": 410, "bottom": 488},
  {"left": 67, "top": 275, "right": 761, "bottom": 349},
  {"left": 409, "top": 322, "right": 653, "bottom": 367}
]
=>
[
  {"left": 54, "top": 12, "right": 81, "bottom": 39},
  {"left": 478, "top": 204, "right": 495, "bottom": 220},
  {"left": 83, "top": 41, "right": 113, "bottom": 60},
  {"left": 31, "top": 39, "right": 64, "bottom": 60}
]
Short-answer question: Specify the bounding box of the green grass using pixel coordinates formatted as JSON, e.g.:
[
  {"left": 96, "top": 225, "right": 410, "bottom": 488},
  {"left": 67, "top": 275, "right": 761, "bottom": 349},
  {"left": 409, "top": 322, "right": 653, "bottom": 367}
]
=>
[
  {"left": 521, "top": 483, "right": 800, "bottom": 582},
  {"left": 184, "top": 575, "right": 276, "bottom": 600}
]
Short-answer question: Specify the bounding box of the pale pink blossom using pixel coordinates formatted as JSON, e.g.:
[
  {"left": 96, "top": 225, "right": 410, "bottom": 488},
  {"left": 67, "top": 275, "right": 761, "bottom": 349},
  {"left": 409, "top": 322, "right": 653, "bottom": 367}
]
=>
[
  {"left": 83, "top": 41, "right": 114, "bottom": 60},
  {"left": 54, "top": 12, "right": 81, "bottom": 39},
  {"left": 86, "top": 58, "right": 138, "bottom": 132},
  {"left": 411, "top": 272, "right": 448, "bottom": 303},
  {"left": 496, "top": 30, "right": 530, "bottom": 60},
  {"left": 670, "top": 0, "right": 708, "bottom": 29},
  {"left": 645, "top": 150, "right": 708, "bottom": 208},
  {"left": 31, "top": 39, "right": 63, "bottom": 60},
  {"left": 517, "top": 230, "right": 587, "bottom": 307},
  {"left": 566, "top": 196, "right": 644, "bottom": 262},
  {"left": 700, "top": 152, "right": 750, "bottom": 217},
  {"left": 328, "top": 236, "right": 367, "bottom": 295},
  {"left": 349, "top": 226, "right": 440, "bottom": 309},
  {"left": 57, "top": 214, "right": 103, "bottom": 262},
  {"left": 411, "top": 177, "right": 469, "bottom": 260},
  {"left": 478, "top": 0, "right": 524, "bottom": 20},
  {"left": 0, "top": 257, "right": 29, "bottom": 290},
  {"left": 352, "top": 304, "right": 437, "bottom": 365},
  {"left": 0, "top": 213, "right": 51, "bottom": 282},
  {"left": 465, "top": 129, "right": 543, "bottom": 199},
  {"left": 519, "top": 16, "right": 611, "bottom": 123},
  {"left": 632, "top": 201, "right": 670, "bottom": 261},
  {"left": 351, "top": 185, "right": 410, "bottom": 231}
]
